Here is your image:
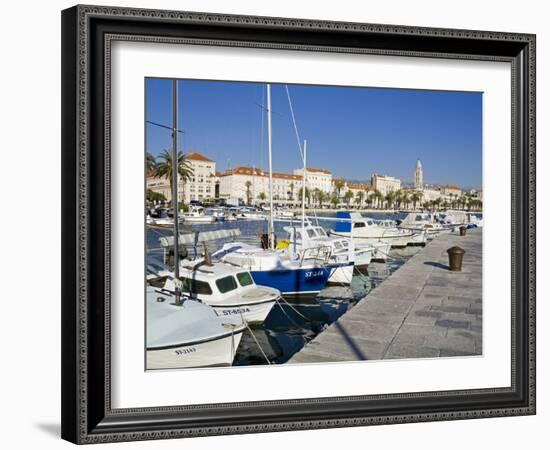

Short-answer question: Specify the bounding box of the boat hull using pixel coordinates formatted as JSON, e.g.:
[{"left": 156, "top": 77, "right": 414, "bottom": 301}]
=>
[
  {"left": 146, "top": 330, "right": 244, "bottom": 369},
  {"left": 327, "top": 263, "right": 354, "bottom": 285},
  {"left": 250, "top": 267, "right": 331, "bottom": 296},
  {"left": 210, "top": 299, "right": 277, "bottom": 325}
]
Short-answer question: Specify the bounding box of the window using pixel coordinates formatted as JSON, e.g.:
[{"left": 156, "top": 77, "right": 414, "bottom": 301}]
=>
[
  {"left": 180, "top": 277, "right": 213, "bottom": 295},
  {"left": 216, "top": 276, "right": 238, "bottom": 293},
  {"left": 236, "top": 272, "right": 254, "bottom": 287},
  {"left": 354, "top": 222, "right": 366, "bottom": 228},
  {"left": 315, "top": 227, "right": 327, "bottom": 237},
  {"left": 307, "top": 229, "right": 316, "bottom": 238}
]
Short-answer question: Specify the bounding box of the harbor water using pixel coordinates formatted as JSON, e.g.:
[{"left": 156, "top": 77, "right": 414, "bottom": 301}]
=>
[{"left": 146, "top": 212, "right": 423, "bottom": 365}]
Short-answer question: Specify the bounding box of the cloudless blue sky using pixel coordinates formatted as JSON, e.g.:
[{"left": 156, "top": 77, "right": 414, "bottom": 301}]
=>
[{"left": 146, "top": 78, "right": 482, "bottom": 188}]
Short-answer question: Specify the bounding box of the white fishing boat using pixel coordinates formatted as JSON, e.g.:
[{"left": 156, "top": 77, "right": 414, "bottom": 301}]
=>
[
  {"left": 331, "top": 212, "right": 416, "bottom": 248},
  {"left": 375, "top": 219, "right": 427, "bottom": 246},
  {"left": 280, "top": 223, "right": 374, "bottom": 284},
  {"left": 174, "top": 259, "right": 280, "bottom": 324},
  {"left": 398, "top": 212, "right": 450, "bottom": 237},
  {"left": 157, "top": 229, "right": 280, "bottom": 324},
  {"left": 146, "top": 286, "right": 245, "bottom": 369},
  {"left": 181, "top": 205, "right": 217, "bottom": 223},
  {"left": 273, "top": 208, "right": 295, "bottom": 219},
  {"left": 212, "top": 241, "right": 334, "bottom": 296},
  {"left": 238, "top": 206, "right": 267, "bottom": 220},
  {"left": 436, "top": 210, "right": 483, "bottom": 228}
]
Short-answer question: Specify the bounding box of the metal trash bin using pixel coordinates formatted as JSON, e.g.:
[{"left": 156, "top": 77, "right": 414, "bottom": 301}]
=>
[
  {"left": 447, "top": 246, "right": 465, "bottom": 271},
  {"left": 459, "top": 226, "right": 467, "bottom": 236}
]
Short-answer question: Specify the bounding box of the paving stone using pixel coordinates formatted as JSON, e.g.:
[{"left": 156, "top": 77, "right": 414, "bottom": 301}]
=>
[
  {"left": 289, "top": 229, "right": 483, "bottom": 364},
  {"left": 385, "top": 344, "right": 440, "bottom": 359},
  {"left": 435, "top": 319, "right": 470, "bottom": 329}
]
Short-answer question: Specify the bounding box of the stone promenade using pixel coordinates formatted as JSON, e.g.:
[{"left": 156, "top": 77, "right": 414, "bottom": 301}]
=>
[{"left": 289, "top": 228, "right": 482, "bottom": 363}]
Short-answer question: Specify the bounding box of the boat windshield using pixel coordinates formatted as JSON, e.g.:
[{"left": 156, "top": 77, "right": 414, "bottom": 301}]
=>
[
  {"left": 367, "top": 220, "right": 374, "bottom": 226},
  {"left": 179, "top": 277, "right": 213, "bottom": 295},
  {"left": 315, "top": 227, "right": 327, "bottom": 237},
  {"left": 236, "top": 272, "right": 254, "bottom": 287},
  {"left": 307, "top": 229, "right": 316, "bottom": 238},
  {"left": 216, "top": 275, "right": 238, "bottom": 293}
]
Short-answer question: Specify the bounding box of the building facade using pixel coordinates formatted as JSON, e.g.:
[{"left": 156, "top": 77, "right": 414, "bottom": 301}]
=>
[
  {"left": 371, "top": 174, "right": 401, "bottom": 196},
  {"left": 293, "top": 167, "right": 333, "bottom": 194},
  {"left": 218, "top": 166, "right": 303, "bottom": 205},
  {"left": 146, "top": 151, "right": 219, "bottom": 204},
  {"left": 440, "top": 185, "right": 463, "bottom": 198}
]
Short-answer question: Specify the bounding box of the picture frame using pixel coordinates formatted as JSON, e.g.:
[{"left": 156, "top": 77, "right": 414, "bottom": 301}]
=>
[{"left": 61, "top": 4, "right": 536, "bottom": 444}]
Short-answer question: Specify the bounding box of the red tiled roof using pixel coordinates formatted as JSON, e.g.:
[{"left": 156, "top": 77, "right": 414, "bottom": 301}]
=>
[
  {"left": 185, "top": 151, "right": 213, "bottom": 162},
  {"left": 219, "top": 166, "right": 302, "bottom": 181},
  {"left": 443, "top": 185, "right": 461, "bottom": 190},
  {"left": 306, "top": 168, "right": 331, "bottom": 174},
  {"left": 273, "top": 172, "right": 302, "bottom": 181},
  {"left": 347, "top": 183, "right": 371, "bottom": 190}
]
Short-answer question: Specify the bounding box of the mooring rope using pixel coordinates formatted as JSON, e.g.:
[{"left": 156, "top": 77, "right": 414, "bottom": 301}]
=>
[{"left": 239, "top": 310, "right": 271, "bottom": 365}]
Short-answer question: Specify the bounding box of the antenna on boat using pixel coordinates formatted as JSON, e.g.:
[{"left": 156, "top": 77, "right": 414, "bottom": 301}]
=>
[
  {"left": 267, "top": 83, "right": 275, "bottom": 250},
  {"left": 172, "top": 79, "right": 182, "bottom": 305}
]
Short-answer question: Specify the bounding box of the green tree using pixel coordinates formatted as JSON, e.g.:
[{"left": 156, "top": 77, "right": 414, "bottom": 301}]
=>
[
  {"left": 344, "top": 190, "right": 354, "bottom": 206},
  {"left": 257, "top": 192, "right": 266, "bottom": 202},
  {"left": 154, "top": 149, "right": 194, "bottom": 205},
  {"left": 330, "top": 195, "right": 339, "bottom": 208},
  {"left": 355, "top": 190, "right": 365, "bottom": 208},
  {"left": 146, "top": 152, "right": 156, "bottom": 173},
  {"left": 245, "top": 180, "right": 252, "bottom": 205},
  {"left": 410, "top": 191, "right": 421, "bottom": 210},
  {"left": 334, "top": 179, "right": 345, "bottom": 198},
  {"left": 385, "top": 191, "right": 395, "bottom": 210},
  {"left": 146, "top": 189, "right": 166, "bottom": 204}
]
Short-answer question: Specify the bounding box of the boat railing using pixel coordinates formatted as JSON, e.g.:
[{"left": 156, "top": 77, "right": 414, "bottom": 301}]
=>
[{"left": 299, "top": 245, "right": 332, "bottom": 266}]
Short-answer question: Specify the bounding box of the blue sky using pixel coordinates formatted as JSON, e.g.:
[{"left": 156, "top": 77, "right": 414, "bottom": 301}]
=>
[{"left": 145, "top": 78, "right": 482, "bottom": 188}]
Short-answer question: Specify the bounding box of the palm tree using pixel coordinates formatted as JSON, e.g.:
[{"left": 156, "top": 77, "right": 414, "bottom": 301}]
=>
[
  {"left": 410, "top": 192, "right": 421, "bottom": 211},
  {"left": 368, "top": 192, "right": 377, "bottom": 209},
  {"left": 344, "top": 190, "right": 354, "bottom": 206},
  {"left": 334, "top": 179, "right": 345, "bottom": 199},
  {"left": 154, "top": 149, "right": 193, "bottom": 206},
  {"left": 244, "top": 180, "right": 252, "bottom": 205},
  {"left": 374, "top": 189, "right": 383, "bottom": 209},
  {"left": 257, "top": 192, "right": 266, "bottom": 202},
  {"left": 298, "top": 186, "right": 311, "bottom": 206},
  {"left": 385, "top": 191, "right": 395, "bottom": 210},
  {"left": 330, "top": 195, "right": 339, "bottom": 208},
  {"left": 146, "top": 152, "right": 156, "bottom": 173},
  {"left": 401, "top": 192, "right": 410, "bottom": 210},
  {"left": 355, "top": 191, "right": 365, "bottom": 209}
]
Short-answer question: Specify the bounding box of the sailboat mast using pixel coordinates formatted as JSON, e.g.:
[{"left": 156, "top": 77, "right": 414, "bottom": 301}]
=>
[
  {"left": 301, "top": 140, "right": 307, "bottom": 233},
  {"left": 172, "top": 79, "right": 181, "bottom": 304},
  {"left": 267, "top": 83, "right": 275, "bottom": 250}
]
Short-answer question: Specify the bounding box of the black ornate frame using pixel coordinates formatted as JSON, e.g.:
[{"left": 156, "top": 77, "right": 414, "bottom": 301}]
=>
[{"left": 61, "top": 4, "right": 536, "bottom": 444}]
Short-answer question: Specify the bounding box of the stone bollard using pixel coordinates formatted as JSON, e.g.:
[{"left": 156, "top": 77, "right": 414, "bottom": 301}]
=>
[
  {"left": 447, "top": 246, "right": 465, "bottom": 271},
  {"left": 459, "top": 226, "right": 467, "bottom": 236}
]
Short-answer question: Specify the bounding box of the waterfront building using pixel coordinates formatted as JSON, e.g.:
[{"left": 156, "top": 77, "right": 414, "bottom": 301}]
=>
[
  {"left": 440, "top": 184, "right": 463, "bottom": 197},
  {"left": 218, "top": 166, "right": 302, "bottom": 205},
  {"left": 414, "top": 159, "right": 423, "bottom": 189},
  {"left": 371, "top": 174, "right": 401, "bottom": 196},
  {"left": 293, "top": 167, "right": 333, "bottom": 194},
  {"left": 146, "top": 151, "right": 219, "bottom": 204}
]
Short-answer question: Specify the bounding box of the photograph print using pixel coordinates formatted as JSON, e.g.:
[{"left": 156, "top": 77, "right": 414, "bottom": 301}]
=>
[{"left": 145, "top": 78, "right": 483, "bottom": 370}]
